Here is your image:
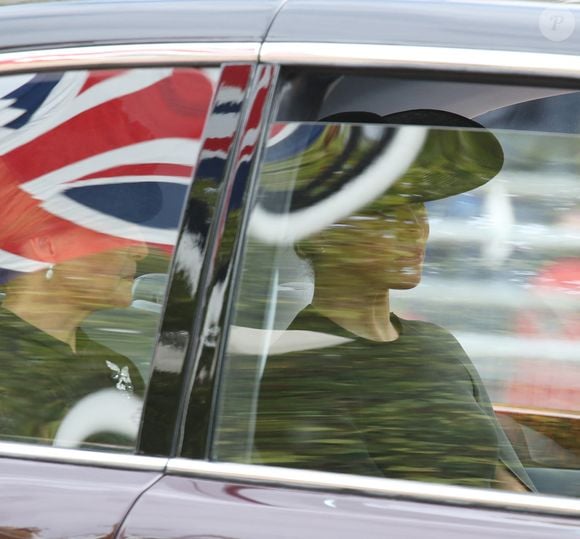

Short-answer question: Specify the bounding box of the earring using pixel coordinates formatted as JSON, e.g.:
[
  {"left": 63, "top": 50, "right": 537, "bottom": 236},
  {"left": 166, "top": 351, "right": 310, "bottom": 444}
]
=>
[{"left": 45, "top": 264, "right": 54, "bottom": 281}]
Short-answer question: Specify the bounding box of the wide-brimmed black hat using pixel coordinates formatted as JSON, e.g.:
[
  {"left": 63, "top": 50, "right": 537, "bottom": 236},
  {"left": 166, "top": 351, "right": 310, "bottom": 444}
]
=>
[
  {"left": 317, "top": 108, "right": 504, "bottom": 205},
  {"left": 250, "top": 109, "right": 504, "bottom": 244}
]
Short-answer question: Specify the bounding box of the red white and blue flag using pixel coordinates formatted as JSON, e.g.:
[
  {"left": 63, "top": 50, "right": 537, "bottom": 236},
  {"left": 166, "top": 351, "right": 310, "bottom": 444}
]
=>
[{"left": 0, "top": 67, "right": 216, "bottom": 276}]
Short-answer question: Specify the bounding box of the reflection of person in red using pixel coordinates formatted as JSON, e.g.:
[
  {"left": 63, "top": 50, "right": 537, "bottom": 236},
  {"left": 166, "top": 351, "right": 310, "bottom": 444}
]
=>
[
  {"left": 517, "top": 258, "right": 580, "bottom": 339},
  {"left": 509, "top": 257, "right": 580, "bottom": 411},
  {"left": 0, "top": 217, "right": 150, "bottom": 444},
  {"left": 0, "top": 67, "right": 214, "bottom": 348},
  {"left": 2, "top": 232, "right": 148, "bottom": 352},
  {"left": 508, "top": 205, "right": 580, "bottom": 412}
]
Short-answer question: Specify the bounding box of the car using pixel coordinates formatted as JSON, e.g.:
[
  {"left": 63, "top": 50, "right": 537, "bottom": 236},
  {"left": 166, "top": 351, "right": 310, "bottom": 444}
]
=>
[{"left": 0, "top": 0, "right": 579, "bottom": 537}]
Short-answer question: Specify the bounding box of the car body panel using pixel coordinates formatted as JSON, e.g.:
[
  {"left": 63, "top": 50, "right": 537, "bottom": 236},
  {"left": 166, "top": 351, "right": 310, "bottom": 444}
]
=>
[
  {"left": 0, "top": 457, "right": 161, "bottom": 539},
  {"left": 0, "top": 0, "right": 578, "bottom": 537},
  {"left": 120, "top": 474, "right": 580, "bottom": 539}
]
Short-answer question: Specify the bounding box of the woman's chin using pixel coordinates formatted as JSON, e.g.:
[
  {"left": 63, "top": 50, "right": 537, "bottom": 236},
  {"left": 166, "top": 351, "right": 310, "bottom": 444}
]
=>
[
  {"left": 389, "top": 279, "right": 421, "bottom": 290},
  {"left": 82, "top": 287, "right": 134, "bottom": 311},
  {"left": 382, "top": 269, "right": 423, "bottom": 290}
]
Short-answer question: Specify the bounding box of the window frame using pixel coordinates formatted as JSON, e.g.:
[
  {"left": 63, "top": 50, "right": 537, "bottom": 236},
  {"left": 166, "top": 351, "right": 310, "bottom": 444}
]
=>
[{"left": 139, "top": 63, "right": 278, "bottom": 458}]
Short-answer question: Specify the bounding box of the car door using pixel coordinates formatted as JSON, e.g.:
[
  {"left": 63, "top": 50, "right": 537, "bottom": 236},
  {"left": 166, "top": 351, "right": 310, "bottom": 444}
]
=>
[
  {"left": 120, "top": 1, "right": 580, "bottom": 537},
  {"left": 0, "top": 1, "right": 283, "bottom": 535}
]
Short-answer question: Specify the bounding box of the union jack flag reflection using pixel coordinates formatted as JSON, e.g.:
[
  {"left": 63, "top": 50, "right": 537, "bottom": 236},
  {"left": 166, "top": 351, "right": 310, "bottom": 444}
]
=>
[
  {"left": 0, "top": 67, "right": 217, "bottom": 282},
  {"left": 0, "top": 67, "right": 221, "bottom": 447}
]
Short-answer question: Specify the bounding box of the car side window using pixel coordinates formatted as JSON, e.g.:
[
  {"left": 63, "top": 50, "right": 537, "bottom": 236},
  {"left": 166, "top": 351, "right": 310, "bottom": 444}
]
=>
[
  {"left": 0, "top": 66, "right": 217, "bottom": 450},
  {"left": 212, "top": 72, "right": 580, "bottom": 498}
]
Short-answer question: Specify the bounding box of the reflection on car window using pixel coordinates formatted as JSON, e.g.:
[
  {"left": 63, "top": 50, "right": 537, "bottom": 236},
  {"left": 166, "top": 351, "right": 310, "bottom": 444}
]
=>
[
  {"left": 213, "top": 79, "right": 580, "bottom": 498},
  {"left": 0, "top": 67, "right": 216, "bottom": 450}
]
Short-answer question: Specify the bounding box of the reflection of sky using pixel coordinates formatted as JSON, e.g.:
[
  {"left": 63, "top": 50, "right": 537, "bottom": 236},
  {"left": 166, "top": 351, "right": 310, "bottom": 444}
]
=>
[
  {"left": 426, "top": 193, "right": 483, "bottom": 220},
  {"left": 478, "top": 91, "right": 580, "bottom": 135}
]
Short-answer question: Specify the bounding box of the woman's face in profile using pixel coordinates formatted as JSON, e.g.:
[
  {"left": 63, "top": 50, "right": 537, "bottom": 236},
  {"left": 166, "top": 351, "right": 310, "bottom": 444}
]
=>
[
  {"left": 306, "top": 201, "right": 429, "bottom": 290},
  {"left": 54, "top": 242, "right": 148, "bottom": 311}
]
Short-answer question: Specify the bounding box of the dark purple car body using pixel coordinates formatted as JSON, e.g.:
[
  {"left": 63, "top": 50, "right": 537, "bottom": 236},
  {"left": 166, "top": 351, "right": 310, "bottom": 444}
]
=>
[{"left": 0, "top": 0, "right": 579, "bottom": 537}]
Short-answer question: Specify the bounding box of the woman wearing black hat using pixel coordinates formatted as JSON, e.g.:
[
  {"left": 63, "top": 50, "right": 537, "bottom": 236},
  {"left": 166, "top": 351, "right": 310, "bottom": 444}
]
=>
[{"left": 248, "top": 112, "right": 534, "bottom": 491}]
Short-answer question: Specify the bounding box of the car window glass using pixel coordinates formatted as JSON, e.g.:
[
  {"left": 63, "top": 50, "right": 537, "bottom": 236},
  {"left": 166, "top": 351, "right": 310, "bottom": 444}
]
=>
[
  {"left": 0, "top": 66, "right": 217, "bottom": 451},
  {"left": 212, "top": 73, "right": 580, "bottom": 498}
]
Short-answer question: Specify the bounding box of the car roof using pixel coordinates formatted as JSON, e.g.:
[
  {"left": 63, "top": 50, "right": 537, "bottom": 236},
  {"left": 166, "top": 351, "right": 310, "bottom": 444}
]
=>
[
  {"left": 0, "top": 0, "right": 285, "bottom": 52},
  {"left": 1, "top": 0, "right": 580, "bottom": 56},
  {"left": 270, "top": 0, "right": 580, "bottom": 56}
]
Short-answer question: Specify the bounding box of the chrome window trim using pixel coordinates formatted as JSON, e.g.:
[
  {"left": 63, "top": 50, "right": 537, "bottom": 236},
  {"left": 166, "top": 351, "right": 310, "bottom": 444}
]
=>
[
  {"left": 0, "top": 42, "right": 259, "bottom": 74},
  {"left": 260, "top": 42, "right": 580, "bottom": 80},
  {"left": 167, "top": 459, "right": 580, "bottom": 517},
  {"left": 0, "top": 441, "right": 167, "bottom": 471}
]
